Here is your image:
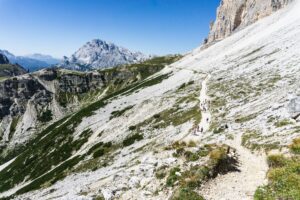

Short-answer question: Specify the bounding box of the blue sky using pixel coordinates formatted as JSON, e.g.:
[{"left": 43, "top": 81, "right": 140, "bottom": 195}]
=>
[{"left": 0, "top": 0, "right": 220, "bottom": 58}]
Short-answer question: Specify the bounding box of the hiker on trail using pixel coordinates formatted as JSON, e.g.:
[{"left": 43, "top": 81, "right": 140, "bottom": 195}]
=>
[{"left": 200, "top": 127, "right": 203, "bottom": 133}]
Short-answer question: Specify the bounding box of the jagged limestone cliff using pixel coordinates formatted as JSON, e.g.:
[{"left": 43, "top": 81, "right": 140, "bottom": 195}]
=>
[{"left": 206, "top": 0, "right": 293, "bottom": 44}]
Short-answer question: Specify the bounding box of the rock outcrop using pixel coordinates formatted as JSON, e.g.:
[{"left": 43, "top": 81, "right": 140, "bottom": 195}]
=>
[
  {"left": 206, "top": 0, "right": 293, "bottom": 44},
  {"left": 0, "top": 54, "right": 9, "bottom": 64},
  {"left": 60, "top": 39, "right": 150, "bottom": 71},
  {"left": 0, "top": 64, "right": 27, "bottom": 78}
]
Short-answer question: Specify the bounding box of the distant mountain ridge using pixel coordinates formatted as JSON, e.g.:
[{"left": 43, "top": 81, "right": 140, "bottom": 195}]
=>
[
  {"left": 0, "top": 49, "right": 60, "bottom": 72},
  {"left": 0, "top": 53, "right": 27, "bottom": 77},
  {"left": 26, "top": 53, "right": 60, "bottom": 65},
  {"left": 60, "top": 39, "right": 151, "bottom": 71}
]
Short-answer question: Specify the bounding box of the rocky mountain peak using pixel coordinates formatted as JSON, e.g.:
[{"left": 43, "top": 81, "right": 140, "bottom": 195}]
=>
[
  {"left": 60, "top": 39, "right": 150, "bottom": 71},
  {"left": 206, "top": 0, "right": 293, "bottom": 44}
]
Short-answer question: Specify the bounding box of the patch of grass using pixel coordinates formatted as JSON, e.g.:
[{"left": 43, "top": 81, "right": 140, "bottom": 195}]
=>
[
  {"left": 188, "top": 141, "right": 197, "bottom": 147},
  {"left": 184, "top": 151, "right": 200, "bottom": 162},
  {"left": 90, "top": 142, "right": 113, "bottom": 158},
  {"left": 241, "top": 131, "right": 260, "bottom": 148},
  {"left": 171, "top": 187, "right": 204, "bottom": 200},
  {"left": 169, "top": 142, "right": 209, "bottom": 160},
  {"left": 110, "top": 105, "right": 134, "bottom": 120},
  {"left": 267, "top": 154, "right": 287, "bottom": 168},
  {"left": 93, "top": 148, "right": 105, "bottom": 158},
  {"left": 166, "top": 145, "right": 238, "bottom": 200},
  {"left": 255, "top": 156, "right": 300, "bottom": 200},
  {"left": 208, "top": 145, "right": 239, "bottom": 177},
  {"left": 254, "top": 141, "right": 300, "bottom": 200},
  {"left": 155, "top": 165, "right": 168, "bottom": 180},
  {"left": 9, "top": 117, "right": 19, "bottom": 140},
  {"left": 275, "top": 119, "right": 293, "bottom": 127},
  {"left": 166, "top": 167, "right": 181, "bottom": 187},
  {"left": 289, "top": 138, "right": 300, "bottom": 154},
  {"left": 123, "top": 133, "right": 144, "bottom": 147},
  {"left": 38, "top": 110, "right": 53, "bottom": 122},
  {"left": 241, "top": 131, "right": 280, "bottom": 151},
  {"left": 150, "top": 105, "right": 201, "bottom": 129},
  {"left": 235, "top": 113, "right": 257, "bottom": 123}
]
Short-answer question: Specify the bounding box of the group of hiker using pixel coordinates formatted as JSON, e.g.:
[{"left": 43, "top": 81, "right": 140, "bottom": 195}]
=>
[{"left": 193, "top": 98, "right": 210, "bottom": 136}]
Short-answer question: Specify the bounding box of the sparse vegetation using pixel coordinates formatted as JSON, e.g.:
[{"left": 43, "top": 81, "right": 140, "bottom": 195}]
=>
[
  {"left": 267, "top": 154, "right": 287, "bottom": 168},
  {"left": 166, "top": 144, "right": 237, "bottom": 200},
  {"left": 0, "top": 74, "right": 160, "bottom": 194},
  {"left": 155, "top": 165, "right": 168, "bottom": 180},
  {"left": 38, "top": 110, "right": 53, "bottom": 122},
  {"left": 9, "top": 117, "right": 19, "bottom": 140},
  {"left": 275, "top": 119, "right": 293, "bottom": 127},
  {"left": 166, "top": 167, "right": 181, "bottom": 187},
  {"left": 171, "top": 187, "right": 204, "bottom": 200},
  {"left": 123, "top": 133, "right": 144, "bottom": 146},
  {"left": 254, "top": 140, "right": 300, "bottom": 200},
  {"left": 242, "top": 131, "right": 280, "bottom": 151},
  {"left": 235, "top": 113, "right": 257, "bottom": 123},
  {"left": 289, "top": 137, "right": 300, "bottom": 154},
  {"left": 110, "top": 105, "right": 134, "bottom": 120}
]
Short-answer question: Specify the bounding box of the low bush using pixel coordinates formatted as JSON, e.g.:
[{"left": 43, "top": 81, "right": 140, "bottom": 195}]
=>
[
  {"left": 254, "top": 140, "right": 300, "bottom": 200},
  {"left": 184, "top": 151, "right": 199, "bottom": 162},
  {"left": 289, "top": 138, "right": 300, "bottom": 154},
  {"left": 267, "top": 154, "right": 287, "bottom": 168},
  {"left": 93, "top": 148, "right": 105, "bottom": 158},
  {"left": 166, "top": 167, "right": 181, "bottom": 187},
  {"left": 274, "top": 119, "right": 293, "bottom": 127},
  {"left": 123, "top": 133, "right": 143, "bottom": 146},
  {"left": 155, "top": 166, "right": 168, "bottom": 180},
  {"left": 38, "top": 110, "right": 53, "bottom": 122},
  {"left": 171, "top": 187, "right": 204, "bottom": 200}
]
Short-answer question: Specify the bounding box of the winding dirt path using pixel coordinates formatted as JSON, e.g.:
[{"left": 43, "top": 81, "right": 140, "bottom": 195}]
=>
[
  {"left": 199, "top": 133, "right": 268, "bottom": 200},
  {"left": 197, "top": 74, "right": 211, "bottom": 134},
  {"left": 179, "top": 70, "right": 268, "bottom": 200},
  {"left": 196, "top": 74, "right": 268, "bottom": 200}
]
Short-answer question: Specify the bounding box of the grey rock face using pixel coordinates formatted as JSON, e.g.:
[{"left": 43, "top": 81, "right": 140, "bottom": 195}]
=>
[
  {"left": 0, "top": 64, "right": 158, "bottom": 139},
  {"left": 206, "top": 0, "right": 293, "bottom": 44},
  {"left": 60, "top": 39, "right": 150, "bottom": 71},
  {"left": 0, "top": 76, "right": 50, "bottom": 119},
  {"left": 0, "top": 64, "right": 27, "bottom": 78},
  {"left": 0, "top": 54, "right": 9, "bottom": 64}
]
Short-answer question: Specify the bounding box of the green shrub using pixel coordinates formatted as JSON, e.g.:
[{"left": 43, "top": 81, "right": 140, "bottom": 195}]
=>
[
  {"left": 274, "top": 119, "right": 293, "bottom": 127},
  {"left": 184, "top": 151, "right": 199, "bottom": 162},
  {"left": 153, "top": 114, "right": 161, "bottom": 119},
  {"left": 38, "top": 110, "right": 53, "bottom": 122},
  {"left": 171, "top": 187, "right": 204, "bottom": 200},
  {"left": 123, "top": 133, "right": 143, "bottom": 146},
  {"left": 188, "top": 141, "right": 197, "bottom": 147},
  {"left": 166, "top": 167, "right": 181, "bottom": 187},
  {"left": 155, "top": 166, "right": 168, "bottom": 179},
  {"left": 267, "top": 154, "right": 287, "bottom": 168},
  {"left": 9, "top": 117, "right": 19, "bottom": 140},
  {"left": 289, "top": 138, "right": 300, "bottom": 154},
  {"left": 254, "top": 155, "right": 300, "bottom": 200},
  {"left": 128, "top": 126, "right": 136, "bottom": 131},
  {"left": 93, "top": 148, "right": 105, "bottom": 158},
  {"left": 110, "top": 106, "right": 133, "bottom": 120}
]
